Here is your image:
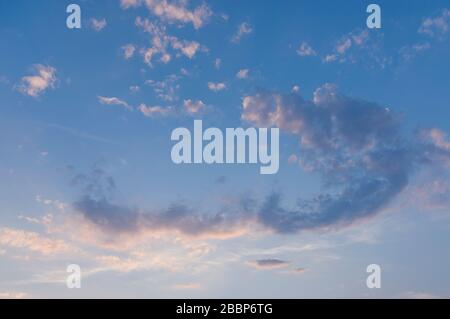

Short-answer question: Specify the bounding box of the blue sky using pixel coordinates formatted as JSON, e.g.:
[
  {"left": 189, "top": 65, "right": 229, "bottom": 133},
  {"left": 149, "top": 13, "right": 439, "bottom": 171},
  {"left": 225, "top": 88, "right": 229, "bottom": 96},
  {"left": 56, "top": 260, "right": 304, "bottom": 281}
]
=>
[{"left": 1, "top": 0, "right": 450, "bottom": 298}]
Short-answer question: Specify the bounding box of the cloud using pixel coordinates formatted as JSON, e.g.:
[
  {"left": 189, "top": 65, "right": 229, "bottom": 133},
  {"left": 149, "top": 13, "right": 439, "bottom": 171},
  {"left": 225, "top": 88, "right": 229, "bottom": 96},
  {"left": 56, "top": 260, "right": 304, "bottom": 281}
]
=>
[
  {"left": 323, "top": 29, "right": 389, "bottom": 67},
  {"left": 207, "top": 82, "right": 226, "bottom": 92},
  {"left": 139, "top": 103, "right": 173, "bottom": 117},
  {"left": 68, "top": 167, "right": 253, "bottom": 242},
  {"left": 399, "top": 42, "right": 431, "bottom": 61},
  {"left": 236, "top": 69, "right": 249, "bottom": 79},
  {"left": 231, "top": 22, "right": 253, "bottom": 43},
  {"left": 136, "top": 17, "right": 203, "bottom": 66},
  {"left": 248, "top": 259, "right": 290, "bottom": 269},
  {"left": 241, "top": 84, "right": 450, "bottom": 233},
  {"left": 124, "top": 0, "right": 212, "bottom": 29},
  {"left": 17, "top": 64, "right": 57, "bottom": 97},
  {"left": 90, "top": 18, "right": 107, "bottom": 31},
  {"left": 122, "top": 44, "right": 136, "bottom": 59},
  {"left": 0, "top": 228, "right": 73, "bottom": 256},
  {"left": 183, "top": 99, "right": 206, "bottom": 114},
  {"left": 120, "top": 0, "right": 141, "bottom": 9},
  {"left": 97, "top": 96, "right": 132, "bottom": 111},
  {"left": 130, "top": 85, "right": 140, "bottom": 92},
  {"left": 145, "top": 74, "right": 180, "bottom": 102},
  {"left": 418, "top": 9, "right": 450, "bottom": 38},
  {"left": 297, "top": 42, "right": 316, "bottom": 57}
]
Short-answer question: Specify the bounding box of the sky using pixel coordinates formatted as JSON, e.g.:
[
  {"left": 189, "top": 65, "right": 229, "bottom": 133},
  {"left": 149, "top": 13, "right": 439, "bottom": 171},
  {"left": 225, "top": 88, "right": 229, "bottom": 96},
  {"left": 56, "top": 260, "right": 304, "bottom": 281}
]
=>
[{"left": 1, "top": 0, "right": 450, "bottom": 299}]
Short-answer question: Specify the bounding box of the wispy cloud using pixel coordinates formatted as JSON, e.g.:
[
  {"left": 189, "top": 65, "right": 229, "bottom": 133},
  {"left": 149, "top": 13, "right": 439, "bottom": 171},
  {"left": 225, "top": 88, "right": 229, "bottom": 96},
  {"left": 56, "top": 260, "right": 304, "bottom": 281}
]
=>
[
  {"left": 97, "top": 96, "right": 132, "bottom": 111},
  {"left": 0, "top": 228, "right": 74, "bottom": 256},
  {"left": 231, "top": 22, "right": 253, "bottom": 43}
]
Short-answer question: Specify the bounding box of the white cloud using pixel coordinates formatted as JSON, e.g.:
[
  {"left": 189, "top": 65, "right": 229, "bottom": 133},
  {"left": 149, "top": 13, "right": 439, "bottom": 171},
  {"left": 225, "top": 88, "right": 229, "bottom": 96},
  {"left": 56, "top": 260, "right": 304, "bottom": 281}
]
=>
[
  {"left": 419, "top": 9, "right": 450, "bottom": 38},
  {"left": 90, "top": 18, "right": 107, "bottom": 32},
  {"left": 97, "top": 96, "right": 132, "bottom": 110},
  {"left": 130, "top": 85, "right": 140, "bottom": 92},
  {"left": 236, "top": 69, "right": 249, "bottom": 79},
  {"left": 136, "top": 17, "right": 203, "bottom": 66},
  {"left": 120, "top": 0, "right": 142, "bottom": 9},
  {"left": 207, "top": 82, "right": 226, "bottom": 92},
  {"left": 139, "top": 104, "right": 172, "bottom": 117},
  {"left": 170, "top": 38, "right": 200, "bottom": 59},
  {"left": 122, "top": 44, "right": 136, "bottom": 59},
  {"left": 184, "top": 99, "right": 206, "bottom": 114},
  {"left": 231, "top": 22, "right": 253, "bottom": 43},
  {"left": 296, "top": 42, "right": 316, "bottom": 57},
  {"left": 17, "top": 64, "right": 57, "bottom": 98},
  {"left": 124, "top": 0, "right": 212, "bottom": 29}
]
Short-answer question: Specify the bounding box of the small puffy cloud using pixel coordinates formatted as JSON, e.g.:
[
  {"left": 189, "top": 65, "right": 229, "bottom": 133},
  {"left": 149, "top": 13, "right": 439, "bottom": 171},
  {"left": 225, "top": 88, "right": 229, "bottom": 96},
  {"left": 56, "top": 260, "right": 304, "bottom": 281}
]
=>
[
  {"left": 122, "top": 44, "right": 136, "bottom": 59},
  {"left": 236, "top": 69, "right": 249, "bottom": 79},
  {"left": 90, "top": 18, "right": 107, "bottom": 32},
  {"left": 125, "top": 0, "right": 212, "bottom": 29},
  {"left": 139, "top": 103, "right": 172, "bottom": 117},
  {"left": 120, "top": 0, "right": 141, "bottom": 9},
  {"left": 297, "top": 42, "right": 316, "bottom": 57},
  {"left": 207, "top": 82, "right": 226, "bottom": 92},
  {"left": 98, "top": 96, "right": 132, "bottom": 111},
  {"left": 171, "top": 39, "right": 200, "bottom": 59},
  {"left": 130, "top": 85, "right": 140, "bottom": 92},
  {"left": 17, "top": 64, "right": 57, "bottom": 97},
  {"left": 291, "top": 85, "right": 300, "bottom": 93},
  {"left": 323, "top": 54, "right": 337, "bottom": 63},
  {"left": 135, "top": 17, "right": 203, "bottom": 66},
  {"left": 231, "top": 22, "right": 253, "bottom": 43},
  {"left": 248, "top": 259, "right": 290, "bottom": 270},
  {"left": 184, "top": 99, "right": 206, "bottom": 114},
  {"left": 418, "top": 9, "right": 450, "bottom": 38}
]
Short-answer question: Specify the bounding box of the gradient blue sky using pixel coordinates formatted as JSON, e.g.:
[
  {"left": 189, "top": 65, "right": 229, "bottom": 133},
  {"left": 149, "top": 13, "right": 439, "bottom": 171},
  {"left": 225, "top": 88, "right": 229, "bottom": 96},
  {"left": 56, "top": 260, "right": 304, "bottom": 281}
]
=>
[{"left": 1, "top": 0, "right": 450, "bottom": 299}]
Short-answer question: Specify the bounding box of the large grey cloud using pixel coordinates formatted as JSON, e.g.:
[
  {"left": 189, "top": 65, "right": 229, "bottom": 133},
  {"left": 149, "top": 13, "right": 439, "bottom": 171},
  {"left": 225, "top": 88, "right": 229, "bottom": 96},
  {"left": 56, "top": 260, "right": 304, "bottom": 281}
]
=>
[
  {"left": 242, "top": 84, "right": 449, "bottom": 233},
  {"left": 71, "top": 165, "right": 252, "bottom": 238}
]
